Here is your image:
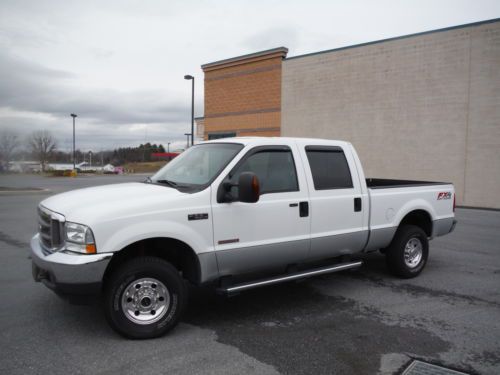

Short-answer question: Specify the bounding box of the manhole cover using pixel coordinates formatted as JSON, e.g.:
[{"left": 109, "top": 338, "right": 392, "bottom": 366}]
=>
[{"left": 402, "top": 360, "right": 469, "bottom": 375}]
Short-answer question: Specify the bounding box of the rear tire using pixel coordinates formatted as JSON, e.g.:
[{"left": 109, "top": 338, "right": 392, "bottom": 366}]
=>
[
  {"left": 103, "top": 256, "right": 187, "bottom": 339},
  {"left": 385, "top": 225, "right": 429, "bottom": 278}
]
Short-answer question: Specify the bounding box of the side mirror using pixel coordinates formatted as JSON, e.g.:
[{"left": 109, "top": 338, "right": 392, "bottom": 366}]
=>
[{"left": 238, "top": 172, "right": 260, "bottom": 203}]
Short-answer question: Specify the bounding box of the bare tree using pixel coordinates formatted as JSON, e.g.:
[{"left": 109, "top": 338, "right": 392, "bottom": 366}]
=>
[
  {"left": 29, "top": 130, "right": 57, "bottom": 172},
  {"left": 0, "top": 130, "right": 20, "bottom": 170}
]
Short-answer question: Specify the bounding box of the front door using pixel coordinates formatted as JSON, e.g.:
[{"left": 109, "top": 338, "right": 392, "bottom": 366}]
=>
[{"left": 211, "top": 145, "right": 310, "bottom": 276}]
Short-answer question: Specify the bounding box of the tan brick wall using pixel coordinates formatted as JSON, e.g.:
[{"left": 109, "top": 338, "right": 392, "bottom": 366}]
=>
[
  {"left": 282, "top": 21, "right": 500, "bottom": 209},
  {"left": 203, "top": 49, "right": 286, "bottom": 139},
  {"left": 464, "top": 24, "right": 500, "bottom": 207}
]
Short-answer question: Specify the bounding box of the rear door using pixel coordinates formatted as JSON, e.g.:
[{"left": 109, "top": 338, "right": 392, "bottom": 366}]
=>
[
  {"left": 298, "top": 141, "right": 368, "bottom": 260},
  {"left": 211, "top": 143, "right": 310, "bottom": 276}
]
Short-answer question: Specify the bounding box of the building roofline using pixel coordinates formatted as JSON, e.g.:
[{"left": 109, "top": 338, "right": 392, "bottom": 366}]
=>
[
  {"left": 286, "top": 17, "right": 500, "bottom": 61},
  {"left": 202, "top": 47, "right": 288, "bottom": 71}
]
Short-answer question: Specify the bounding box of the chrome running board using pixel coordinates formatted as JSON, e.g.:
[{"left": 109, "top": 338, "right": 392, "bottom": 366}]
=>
[{"left": 217, "top": 260, "right": 363, "bottom": 294}]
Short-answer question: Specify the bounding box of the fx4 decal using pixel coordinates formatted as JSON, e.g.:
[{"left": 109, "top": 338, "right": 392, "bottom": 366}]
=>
[{"left": 437, "top": 192, "right": 452, "bottom": 200}]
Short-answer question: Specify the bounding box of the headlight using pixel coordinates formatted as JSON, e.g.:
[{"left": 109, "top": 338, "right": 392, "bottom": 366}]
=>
[{"left": 64, "top": 222, "right": 96, "bottom": 254}]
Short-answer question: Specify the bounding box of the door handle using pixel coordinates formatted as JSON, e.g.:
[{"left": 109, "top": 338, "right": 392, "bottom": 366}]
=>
[
  {"left": 299, "top": 202, "right": 309, "bottom": 217},
  {"left": 289, "top": 203, "right": 298, "bottom": 207},
  {"left": 354, "top": 197, "right": 362, "bottom": 212}
]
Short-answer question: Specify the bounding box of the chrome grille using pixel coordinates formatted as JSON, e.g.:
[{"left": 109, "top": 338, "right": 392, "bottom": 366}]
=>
[{"left": 38, "top": 206, "right": 64, "bottom": 253}]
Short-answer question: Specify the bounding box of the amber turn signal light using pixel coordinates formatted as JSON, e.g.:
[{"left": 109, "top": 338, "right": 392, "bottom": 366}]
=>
[{"left": 86, "top": 244, "right": 97, "bottom": 254}]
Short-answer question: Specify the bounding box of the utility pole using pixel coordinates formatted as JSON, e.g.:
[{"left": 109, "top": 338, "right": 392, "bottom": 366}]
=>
[{"left": 70, "top": 114, "right": 77, "bottom": 170}]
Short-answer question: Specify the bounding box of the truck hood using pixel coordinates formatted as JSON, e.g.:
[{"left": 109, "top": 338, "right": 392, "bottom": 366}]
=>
[{"left": 40, "top": 182, "right": 186, "bottom": 223}]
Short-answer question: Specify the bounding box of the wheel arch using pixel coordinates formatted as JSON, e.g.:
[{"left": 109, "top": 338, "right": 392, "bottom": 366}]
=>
[
  {"left": 103, "top": 237, "right": 202, "bottom": 287},
  {"left": 398, "top": 209, "right": 433, "bottom": 237}
]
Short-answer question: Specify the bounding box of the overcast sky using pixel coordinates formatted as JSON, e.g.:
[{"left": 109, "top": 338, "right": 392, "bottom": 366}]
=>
[{"left": 0, "top": 0, "right": 499, "bottom": 152}]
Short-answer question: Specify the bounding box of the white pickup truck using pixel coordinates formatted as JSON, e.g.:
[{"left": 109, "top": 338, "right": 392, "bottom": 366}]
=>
[{"left": 31, "top": 137, "right": 456, "bottom": 338}]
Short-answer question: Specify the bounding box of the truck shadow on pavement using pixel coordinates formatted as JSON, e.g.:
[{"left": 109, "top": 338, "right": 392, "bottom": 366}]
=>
[
  {"left": 28, "top": 253, "right": 475, "bottom": 375},
  {"left": 182, "top": 254, "right": 453, "bottom": 375}
]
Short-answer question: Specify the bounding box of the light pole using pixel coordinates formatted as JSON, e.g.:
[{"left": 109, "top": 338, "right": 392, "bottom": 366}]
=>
[
  {"left": 184, "top": 133, "right": 191, "bottom": 149},
  {"left": 89, "top": 151, "right": 92, "bottom": 169},
  {"left": 70, "top": 114, "right": 77, "bottom": 170},
  {"left": 167, "top": 142, "right": 171, "bottom": 153},
  {"left": 184, "top": 75, "right": 194, "bottom": 146}
]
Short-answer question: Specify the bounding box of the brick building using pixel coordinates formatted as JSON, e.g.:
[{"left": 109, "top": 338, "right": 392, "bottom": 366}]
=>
[
  {"left": 201, "top": 47, "right": 287, "bottom": 139},
  {"left": 200, "top": 19, "right": 500, "bottom": 209}
]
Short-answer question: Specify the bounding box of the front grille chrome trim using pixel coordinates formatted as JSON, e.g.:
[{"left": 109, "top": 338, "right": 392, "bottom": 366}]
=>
[{"left": 37, "top": 205, "right": 66, "bottom": 254}]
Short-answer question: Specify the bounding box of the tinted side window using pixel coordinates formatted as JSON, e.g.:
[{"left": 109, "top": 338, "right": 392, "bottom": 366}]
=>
[
  {"left": 306, "top": 147, "right": 353, "bottom": 190},
  {"left": 230, "top": 150, "right": 299, "bottom": 194}
]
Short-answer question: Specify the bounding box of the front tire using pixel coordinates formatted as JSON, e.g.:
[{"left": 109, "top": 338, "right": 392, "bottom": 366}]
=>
[
  {"left": 385, "top": 225, "right": 429, "bottom": 278},
  {"left": 104, "top": 257, "right": 187, "bottom": 339}
]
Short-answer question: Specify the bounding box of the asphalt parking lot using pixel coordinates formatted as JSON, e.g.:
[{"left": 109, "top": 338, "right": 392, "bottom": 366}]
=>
[{"left": 0, "top": 174, "right": 499, "bottom": 375}]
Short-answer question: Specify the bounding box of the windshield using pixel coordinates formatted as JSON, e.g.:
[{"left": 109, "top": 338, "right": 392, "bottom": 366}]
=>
[{"left": 151, "top": 143, "right": 243, "bottom": 187}]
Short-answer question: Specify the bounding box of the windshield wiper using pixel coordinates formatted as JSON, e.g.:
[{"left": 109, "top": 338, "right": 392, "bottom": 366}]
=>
[{"left": 155, "top": 179, "right": 184, "bottom": 189}]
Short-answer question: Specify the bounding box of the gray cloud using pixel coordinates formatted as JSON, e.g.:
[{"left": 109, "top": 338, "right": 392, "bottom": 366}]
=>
[
  {"left": 0, "top": 51, "right": 188, "bottom": 125},
  {"left": 0, "top": 0, "right": 498, "bottom": 153},
  {"left": 0, "top": 50, "right": 193, "bottom": 150},
  {"left": 243, "top": 27, "right": 299, "bottom": 51},
  {"left": 0, "top": 110, "right": 190, "bottom": 152}
]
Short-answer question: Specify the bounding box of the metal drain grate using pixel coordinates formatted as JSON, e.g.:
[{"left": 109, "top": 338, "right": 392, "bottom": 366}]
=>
[{"left": 402, "top": 360, "right": 469, "bottom": 375}]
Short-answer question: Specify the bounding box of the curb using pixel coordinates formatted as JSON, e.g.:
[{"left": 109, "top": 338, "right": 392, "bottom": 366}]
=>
[{"left": 0, "top": 188, "right": 51, "bottom": 195}]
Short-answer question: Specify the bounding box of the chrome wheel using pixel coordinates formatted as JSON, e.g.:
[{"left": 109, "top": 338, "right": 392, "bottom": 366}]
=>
[
  {"left": 121, "top": 278, "right": 170, "bottom": 325},
  {"left": 404, "top": 237, "right": 423, "bottom": 268}
]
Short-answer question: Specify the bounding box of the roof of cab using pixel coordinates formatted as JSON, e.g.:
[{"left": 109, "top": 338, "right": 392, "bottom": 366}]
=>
[{"left": 198, "top": 136, "right": 351, "bottom": 147}]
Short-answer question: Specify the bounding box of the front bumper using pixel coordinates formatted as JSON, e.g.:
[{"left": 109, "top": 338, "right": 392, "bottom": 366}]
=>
[{"left": 31, "top": 234, "right": 112, "bottom": 300}]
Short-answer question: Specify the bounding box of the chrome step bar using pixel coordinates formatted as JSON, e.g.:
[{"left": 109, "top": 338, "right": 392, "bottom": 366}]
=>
[{"left": 217, "top": 260, "right": 363, "bottom": 294}]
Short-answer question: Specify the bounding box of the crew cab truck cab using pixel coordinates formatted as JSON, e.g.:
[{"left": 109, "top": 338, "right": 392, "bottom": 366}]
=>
[{"left": 31, "top": 137, "right": 457, "bottom": 339}]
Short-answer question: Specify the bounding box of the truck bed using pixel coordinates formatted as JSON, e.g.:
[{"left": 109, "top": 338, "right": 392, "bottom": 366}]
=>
[
  {"left": 364, "top": 177, "right": 455, "bottom": 252},
  {"left": 366, "top": 178, "right": 451, "bottom": 189}
]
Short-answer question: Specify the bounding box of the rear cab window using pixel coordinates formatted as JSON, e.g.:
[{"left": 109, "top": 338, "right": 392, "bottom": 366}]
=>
[{"left": 305, "top": 146, "right": 353, "bottom": 190}]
